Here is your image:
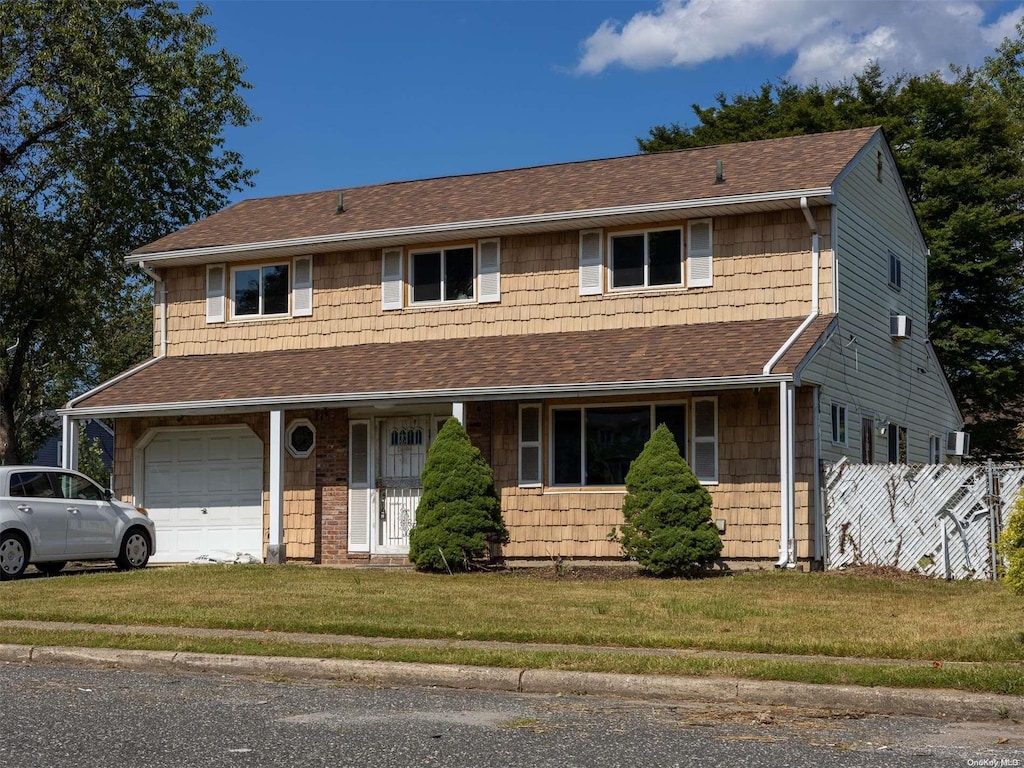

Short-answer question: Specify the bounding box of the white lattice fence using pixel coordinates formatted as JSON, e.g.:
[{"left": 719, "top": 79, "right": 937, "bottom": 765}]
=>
[{"left": 823, "top": 460, "right": 1024, "bottom": 580}]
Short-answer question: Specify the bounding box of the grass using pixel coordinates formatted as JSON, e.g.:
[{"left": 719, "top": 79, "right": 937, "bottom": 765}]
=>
[{"left": 0, "top": 565, "right": 1022, "bottom": 693}]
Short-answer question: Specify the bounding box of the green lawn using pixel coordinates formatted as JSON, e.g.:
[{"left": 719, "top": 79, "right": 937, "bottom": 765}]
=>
[{"left": 1, "top": 565, "right": 1021, "bottom": 693}]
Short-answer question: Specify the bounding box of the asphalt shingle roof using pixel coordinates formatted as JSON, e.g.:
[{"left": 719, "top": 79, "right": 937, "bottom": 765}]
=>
[
  {"left": 134, "top": 127, "right": 879, "bottom": 256},
  {"left": 73, "top": 315, "right": 835, "bottom": 411}
]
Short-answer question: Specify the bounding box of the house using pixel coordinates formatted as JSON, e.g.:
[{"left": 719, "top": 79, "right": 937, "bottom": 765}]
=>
[
  {"left": 33, "top": 415, "right": 114, "bottom": 480},
  {"left": 60, "top": 127, "right": 963, "bottom": 568}
]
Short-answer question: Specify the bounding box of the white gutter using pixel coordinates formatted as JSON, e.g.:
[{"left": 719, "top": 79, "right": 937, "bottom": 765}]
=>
[
  {"left": 128, "top": 187, "right": 834, "bottom": 264},
  {"left": 773, "top": 196, "right": 821, "bottom": 568},
  {"left": 137, "top": 261, "right": 167, "bottom": 357},
  {"left": 763, "top": 196, "right": 821, "bottom": 376},
  {"left": 61, "top": 372, "right": 793, "bottom": 419},
  {"left": 64, "top": 355, "right": 165, "bottom": 409}
]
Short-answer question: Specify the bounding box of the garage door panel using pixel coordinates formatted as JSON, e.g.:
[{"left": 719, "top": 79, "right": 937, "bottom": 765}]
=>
[{"left": 144, "top": 428, "right": 263, "bottom": 563}]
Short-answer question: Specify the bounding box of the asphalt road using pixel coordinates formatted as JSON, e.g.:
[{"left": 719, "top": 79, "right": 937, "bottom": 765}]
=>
[{"left": 1, "top": 662, "right": 1021, "bottom": 768}]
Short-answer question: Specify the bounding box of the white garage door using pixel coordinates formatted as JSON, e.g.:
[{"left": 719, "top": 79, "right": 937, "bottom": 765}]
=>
[{"left": 143, "top": 427, "right": 264, "bottom": 563}]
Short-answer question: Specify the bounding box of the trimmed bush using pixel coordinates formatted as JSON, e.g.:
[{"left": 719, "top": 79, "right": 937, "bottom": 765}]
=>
[
  {"left": 408, "top": 417, "right": 508, "bottom": 572},
  {"left": 617, "top": 424, "right": 722, "bottom": 576},
  {"left": 998, "top": 494, "right": 1024, "bottom": 595}
]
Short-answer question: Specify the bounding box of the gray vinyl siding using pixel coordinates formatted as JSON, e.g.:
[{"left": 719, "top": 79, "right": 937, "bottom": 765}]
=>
[{"left": 802, "top": 135, "right": 962, "bottom": 464}]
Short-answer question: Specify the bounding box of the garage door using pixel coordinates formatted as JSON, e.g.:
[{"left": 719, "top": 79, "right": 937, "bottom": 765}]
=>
[{"left": 143, "top": 427, "right": 264, "bottom": 563}]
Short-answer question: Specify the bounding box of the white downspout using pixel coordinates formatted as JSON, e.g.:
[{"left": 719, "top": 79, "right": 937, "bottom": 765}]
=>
[
  {"left": 138, "top": 261, "right": 167, "bottom": 357},
  {"left": 763, "top": 197, "right": 820, "bottom": 376},
  {"left": 772, "top": 197, "right": 820, "bottom": 567}
]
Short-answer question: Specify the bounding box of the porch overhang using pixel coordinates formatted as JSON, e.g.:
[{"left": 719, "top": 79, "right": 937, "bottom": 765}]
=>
[{"left": 63, "top": 315, "right": 837, "bottom": 420}]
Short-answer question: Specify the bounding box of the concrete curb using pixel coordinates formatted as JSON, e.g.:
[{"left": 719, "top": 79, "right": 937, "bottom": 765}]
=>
[{"left": 2, "top": 643, "right": 1020, "bottom": 721}]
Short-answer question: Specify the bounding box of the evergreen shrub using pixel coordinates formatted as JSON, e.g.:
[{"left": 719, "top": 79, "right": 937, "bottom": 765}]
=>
[
  {"left": 617, "top": 424, "right": 722, "bottom": 576},
  {"left": 408, "top": 418, "right": 508, "bottom": 572},
  {"left": 998, "top": 494, "right": 1024, "bottom": 595}
]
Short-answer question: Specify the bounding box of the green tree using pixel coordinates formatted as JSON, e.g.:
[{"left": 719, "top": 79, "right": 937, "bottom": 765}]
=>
[
  {"left": 617, "top": 424, "right": 722, "bottom": 576},
  {"left": 77, "top": 431, "right": 111, "bottom": 489},
  {"left": 639, "top": 38, "right": 1024, "bottom": 459},
  {"left": 0, "top": 0, "right": 255, "bottom": 463},
  {"left": 408, "top": 418, "right": 508, "bottom": 572}
]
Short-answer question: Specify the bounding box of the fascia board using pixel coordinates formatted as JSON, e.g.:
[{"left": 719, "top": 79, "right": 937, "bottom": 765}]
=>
[
  {"left": 61, "top": 373, "right": 792, "bottom": 420},
  {"left": 127, "top": 187, "right": 834, "bottom": 264}
]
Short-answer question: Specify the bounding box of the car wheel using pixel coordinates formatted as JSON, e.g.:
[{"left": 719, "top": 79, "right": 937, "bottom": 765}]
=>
[
  {"left": 35, "top": 561, "right": 66, "bottom": 576},
  {"left": 116, "top": 528, "right": 150, "bottom": 571},
  {"left": 0, "top": 532, "right": 29, "bottom": 580}
]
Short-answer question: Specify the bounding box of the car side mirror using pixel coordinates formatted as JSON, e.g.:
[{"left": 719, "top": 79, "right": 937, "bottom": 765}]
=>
[{"left": 103, "top": 488, "right": 114, "bottom": 501}]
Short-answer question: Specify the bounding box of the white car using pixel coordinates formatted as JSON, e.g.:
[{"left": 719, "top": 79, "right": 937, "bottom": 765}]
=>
[{"left": 0, "top": 466, "right": 156, "bottom": 579}]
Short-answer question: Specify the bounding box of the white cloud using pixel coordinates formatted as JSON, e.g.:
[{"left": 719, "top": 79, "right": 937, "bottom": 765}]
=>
[{"left": 576, "top": 0, "right": 1024, "bottom": 83}]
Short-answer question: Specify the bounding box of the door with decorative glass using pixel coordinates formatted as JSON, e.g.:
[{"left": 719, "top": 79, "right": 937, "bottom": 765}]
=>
[{"left": 373, "top": 416, "right": 431, "bottom": 554}]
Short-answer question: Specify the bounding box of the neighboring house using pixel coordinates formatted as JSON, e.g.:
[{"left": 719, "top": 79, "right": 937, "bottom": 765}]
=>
[
  {"left": 33, "top": 415, "right": 114, "bottom": 476},
  {"left": 61, "top": 127, "right": 963, "bottom": 567}
]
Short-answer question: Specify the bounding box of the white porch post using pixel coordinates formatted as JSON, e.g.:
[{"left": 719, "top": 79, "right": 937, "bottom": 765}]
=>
[
  {"left": 60, "top": 413, "right": 79, "bottom": 470},
  {"left": 452, "top": 402, "right": 465, "bottom": 425},
  {"left": 777, "top": 381, "right": 796, "bottom": 568},
  {"left": 267, "top": 409, "right": 286, "bottom": 564}
]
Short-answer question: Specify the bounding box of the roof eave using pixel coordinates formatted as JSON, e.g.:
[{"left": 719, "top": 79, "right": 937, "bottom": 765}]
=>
[
  {"left": 128, "top": 187, "right": 835, "bottom": 266},
  {"left": 62, "top": 373, "right": 794, "bottom": 420}
]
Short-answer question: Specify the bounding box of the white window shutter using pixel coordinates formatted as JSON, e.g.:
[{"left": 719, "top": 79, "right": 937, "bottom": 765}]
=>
[
  {"left": 692, "top": 398, "right": 718, "bottom": 483},
  {"left": 687, "top": 219, "right": 713, "bottom": 288},
  {"left": 478, "top": 238, "right": 501, "bottom": 303},
  {"left": 292, "top": 255, "right": 313, "bottom": 317},
  {"left": 381, "top": 249, "right": 404, "bottom": 310},
  {"left": 206, "top": 264, "right": 226, "bottom": 323},
  {"left": 348, "top": 421, "right": 371, "bottom": 553},
  {"left": 579, "top": 230, "right": 603, "bottom": 295},
  {"left": 519, "top": 404, "right": 542, "bottom": 487}
]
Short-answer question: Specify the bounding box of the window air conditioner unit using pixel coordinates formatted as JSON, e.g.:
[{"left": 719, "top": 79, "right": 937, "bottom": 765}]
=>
[
  {"left": 945, "top": 431, "right": 970, "bottom": 456},
  {"left": 890, "top": 314, "right": 912, "bottom": 339}
]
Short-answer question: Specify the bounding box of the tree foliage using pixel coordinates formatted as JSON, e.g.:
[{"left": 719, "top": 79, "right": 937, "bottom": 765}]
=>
[
  {"left": 617, "top": 425, "right": 722, "bottom": 576},
  {"left": 0, "top": 0, "right": 255, "bottom": 462},
  {"left": 639, "top": 32, "right": 1024, "bottom": 459},
  {"left": 408, "top": 418, "right": 508, "bottom": 572},
  {"left": 998, "top": 492, "right": 1024, "bottom": 596}
]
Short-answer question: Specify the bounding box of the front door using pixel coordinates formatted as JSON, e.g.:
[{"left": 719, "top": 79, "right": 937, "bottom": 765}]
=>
[{"left": 373, "top": 416, "right": 431, "bottom": 554}]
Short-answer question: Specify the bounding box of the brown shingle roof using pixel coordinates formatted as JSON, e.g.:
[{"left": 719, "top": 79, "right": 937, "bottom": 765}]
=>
[
  {"left": 72, "top": 316, "right": 835, "bottom": 413},
  {"left": 134, "top": 128, "right": 880, "bottom": 256}
]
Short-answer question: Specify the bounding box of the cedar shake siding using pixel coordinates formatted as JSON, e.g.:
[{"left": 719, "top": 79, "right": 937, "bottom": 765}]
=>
[{"left": 154, "top": 209, "right": 834, "bottom": 358}]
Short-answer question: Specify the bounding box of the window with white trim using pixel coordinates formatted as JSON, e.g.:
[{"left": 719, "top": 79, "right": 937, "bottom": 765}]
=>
[
  {"left": 410, "top": 246, "right": 475, "bottom": 303},
  {"left": 233, "top": 263, "right": 290, "bottom": 317},
  {"left": 207, "top": 256, "right": 313, "bottom": 323},
  {"left": 831, "top": 403, "right": 848, "bottom": 445},
  {"left": 888, "top": 250, "right": 903, "bottom": 290},
  {"left": 285, "top": 419, "right": 316, "bottom": 459},
  {"left": 609, "top": 227, "right": 683, "bottom": 289},
  {"left": 550, "top": 402, "right": 690, "bottom": 487},
  {"left": 929, "top": 434, "right": 942, "bottom": 464},
  {"left": 887, "top": 423, "right": 908, "bottom": 463},
  {"left": 519, "top": 405, "right": 542, "bottom": 487}
]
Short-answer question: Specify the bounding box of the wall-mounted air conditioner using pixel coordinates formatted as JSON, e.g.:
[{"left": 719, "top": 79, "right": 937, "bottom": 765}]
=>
[
  {"left": 945, "top": 431, "right": 970, "bottom": 456},
  {"left": 890, "top": 314, "right": 912, "bottom": 339}
]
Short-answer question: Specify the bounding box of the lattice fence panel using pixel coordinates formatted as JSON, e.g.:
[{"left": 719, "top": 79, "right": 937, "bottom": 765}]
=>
[{"left": 823, "top": 460, "right": 1024, "bottom": 580}]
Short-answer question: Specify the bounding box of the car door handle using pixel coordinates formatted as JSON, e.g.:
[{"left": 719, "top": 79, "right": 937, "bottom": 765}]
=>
[
  {"left": 67, "top": 507, "right": 80, "bottom": 515},
  {"left": 16, "top": 505, "right": 31, "bottom": 513}
]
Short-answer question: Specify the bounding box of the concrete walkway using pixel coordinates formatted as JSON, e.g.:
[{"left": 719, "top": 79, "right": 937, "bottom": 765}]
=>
[{"left": 0, "top": 619, "right": 1020, "bottom": 722}]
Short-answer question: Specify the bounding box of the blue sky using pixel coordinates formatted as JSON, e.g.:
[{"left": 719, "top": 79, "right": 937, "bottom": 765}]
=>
[{"left": 199, "top": 1, "right": 1024, "bottom": 204}]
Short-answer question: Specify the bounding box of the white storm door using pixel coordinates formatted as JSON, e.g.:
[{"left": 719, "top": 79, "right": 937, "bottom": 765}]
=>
[
  {"left": 143, "top": 427, "right": 264, "bottom": 563},
  {"left": 373, "top": 416, "right": 430, "bottom": 555}
]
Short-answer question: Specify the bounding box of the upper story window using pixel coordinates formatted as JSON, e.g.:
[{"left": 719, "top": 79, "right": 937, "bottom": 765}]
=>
[
  {"left": 233, "top": 264, "right": 289, "bottom": 317},
  {"left": 206, "top": 256, "right": 313, "bottom": 324},
  {"left": 411, "top": 246, "right": 475, "bottom": 303},
  {"left": 888, "top": 250, "right": 902, "bottom": 290},
  {"left": 579, "top": 219, "right": 713, "bottom": 296},
  {"left": 381, "top": 239, "right": 501, "bottom": 310},
  {"left": 610, "top": 228, "right": 682, "bottom": 289}
]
